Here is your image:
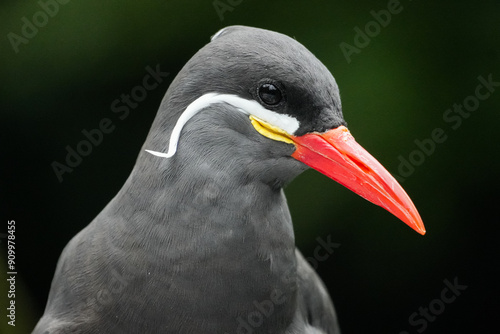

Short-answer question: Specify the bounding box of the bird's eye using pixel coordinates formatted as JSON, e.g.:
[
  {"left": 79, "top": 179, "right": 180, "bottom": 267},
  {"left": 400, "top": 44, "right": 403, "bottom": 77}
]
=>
[{"left": 258, "top": 83, "right": 283, "bottom": 105}]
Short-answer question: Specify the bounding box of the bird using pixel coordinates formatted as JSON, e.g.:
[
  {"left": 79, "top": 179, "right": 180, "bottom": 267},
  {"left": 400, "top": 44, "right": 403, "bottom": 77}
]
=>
[{"left": 33, "top": 25, "right": 425, "bottom": 334}]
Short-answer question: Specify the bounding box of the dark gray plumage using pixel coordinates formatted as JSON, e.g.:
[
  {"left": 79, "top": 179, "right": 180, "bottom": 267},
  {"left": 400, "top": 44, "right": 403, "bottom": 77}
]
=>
[{"left": 34, "top": 26, "right": 343, "bottom": 334}]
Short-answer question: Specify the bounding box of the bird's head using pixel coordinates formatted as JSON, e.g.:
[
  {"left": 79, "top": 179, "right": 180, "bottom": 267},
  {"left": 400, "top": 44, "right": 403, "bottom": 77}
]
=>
[{"left": 144, "top": 26, "right": 425, "bottom": 235}]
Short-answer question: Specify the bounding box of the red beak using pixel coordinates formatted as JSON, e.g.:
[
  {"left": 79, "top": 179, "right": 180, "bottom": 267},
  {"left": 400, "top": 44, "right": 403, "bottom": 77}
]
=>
[{"left": 291, "top": 126, "right": 425, "bottom": 235}]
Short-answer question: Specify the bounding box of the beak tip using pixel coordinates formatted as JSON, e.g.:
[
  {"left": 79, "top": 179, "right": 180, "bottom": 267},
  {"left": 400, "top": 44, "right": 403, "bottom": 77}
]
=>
[{"left": 412, "top": 221, "right": 426, "bottom": 235}]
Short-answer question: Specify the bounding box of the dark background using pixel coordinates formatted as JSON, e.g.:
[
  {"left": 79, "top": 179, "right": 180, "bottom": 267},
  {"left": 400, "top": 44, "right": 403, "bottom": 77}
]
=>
[{"left": 2, "top": 0, "right": 499, "bottom": 333}]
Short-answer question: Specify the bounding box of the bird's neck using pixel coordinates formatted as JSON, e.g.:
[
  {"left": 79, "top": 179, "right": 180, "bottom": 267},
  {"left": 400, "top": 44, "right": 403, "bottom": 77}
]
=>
[{"left": 102, "top": 158, "right": 299, "bottom": 322}]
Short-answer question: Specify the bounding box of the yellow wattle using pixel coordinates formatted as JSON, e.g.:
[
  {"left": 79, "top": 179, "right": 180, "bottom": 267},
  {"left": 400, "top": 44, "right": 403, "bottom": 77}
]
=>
[{"left": 249, "top": 115, "right": 294, "bottom": 144}]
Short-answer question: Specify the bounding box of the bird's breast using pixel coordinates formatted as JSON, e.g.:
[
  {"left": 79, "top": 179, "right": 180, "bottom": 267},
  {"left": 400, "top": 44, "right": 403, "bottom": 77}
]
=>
[{"left": 98, "top": 179, "right": 299, "bottom": 331}]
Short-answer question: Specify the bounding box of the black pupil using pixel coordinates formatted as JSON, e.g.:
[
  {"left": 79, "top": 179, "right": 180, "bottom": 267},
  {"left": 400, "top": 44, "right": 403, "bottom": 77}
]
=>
[{"left": 259, "top": 84, "right": 282, "bottom": 105}]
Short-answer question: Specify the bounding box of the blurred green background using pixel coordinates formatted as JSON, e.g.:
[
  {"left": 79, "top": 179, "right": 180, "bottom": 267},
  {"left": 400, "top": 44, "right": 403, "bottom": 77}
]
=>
[{"left": 1, "top": 0, "right": 499, "bottom": 333}]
